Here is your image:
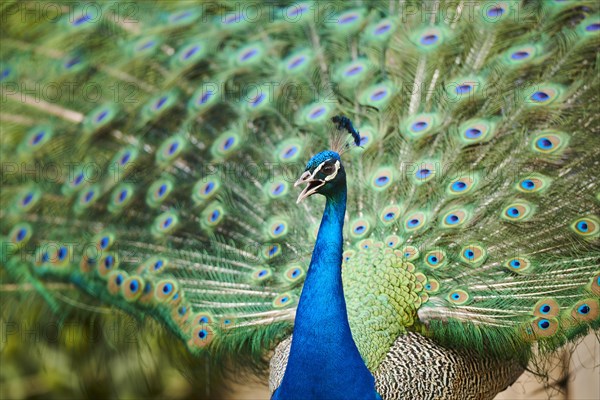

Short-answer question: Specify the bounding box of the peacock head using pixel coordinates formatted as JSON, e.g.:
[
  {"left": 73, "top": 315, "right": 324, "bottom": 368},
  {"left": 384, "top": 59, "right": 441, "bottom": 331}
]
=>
[{"left": 294, "top": 150, "right": 346, "bottom": 204}]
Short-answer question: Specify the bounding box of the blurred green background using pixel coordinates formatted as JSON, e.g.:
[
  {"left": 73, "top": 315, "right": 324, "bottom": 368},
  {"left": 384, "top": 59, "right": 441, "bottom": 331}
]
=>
[{"left": 0, "top": 292, "right": 266, "bottom": 400}]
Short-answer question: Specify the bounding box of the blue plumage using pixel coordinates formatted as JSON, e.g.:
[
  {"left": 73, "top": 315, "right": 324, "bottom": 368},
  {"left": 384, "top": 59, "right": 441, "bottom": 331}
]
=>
[
  {"left": 332, "top": 115, "right": 361, "bottom": 146},
  {"left": 275, "top": 151, "right": 379, "bottom": 400}
]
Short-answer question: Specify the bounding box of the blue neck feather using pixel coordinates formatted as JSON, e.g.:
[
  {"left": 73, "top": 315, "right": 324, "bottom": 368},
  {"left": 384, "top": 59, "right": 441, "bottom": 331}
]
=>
[{"left": 272, "top": 186, "right": 379, "bottom": 400}]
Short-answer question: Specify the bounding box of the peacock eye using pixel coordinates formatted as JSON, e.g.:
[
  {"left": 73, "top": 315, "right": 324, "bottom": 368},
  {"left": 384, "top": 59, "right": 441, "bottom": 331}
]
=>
[{"left": 322, "top": 164, "right": 335, "bottom": 174}]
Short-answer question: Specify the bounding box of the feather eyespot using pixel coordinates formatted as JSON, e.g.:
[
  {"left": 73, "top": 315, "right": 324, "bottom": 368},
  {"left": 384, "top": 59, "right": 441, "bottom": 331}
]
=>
[
  {"left": 447, "top": 175, "right": 478, "bottom": 195},
  {"left": 132, "top": 36, "right": 159, "bottom": 55},
  {"left": 109, "top": 184, "right": 134, "bottom": 213},
  {"left": 261, "top": 243, "right": 281, "bottom": 260},
  {"left": 172, "top": 41, "right": 206, "bottom": 67},
  {"left": 531, "top": 131, "right": 568, "bottom": 154},
  {"left": 246, "top": 90, "right": 271, "bottom": 112},
  {"left": 300, "top": 102, "right": 333, "bottom": 125},
  {"left": 343, "top": 251, "right": 353, "bottom": 262},
  {"left": 585, "top": 23, "right": 600, "bottom": 32},
  {"left": 219, "top": 317, "right": 236, "bottom": 329},
  {"left": 344, "top": 63, "right": 364, "bottom": 77},
  {"left": 403, "top": 113, "right": 440, "bottom": 140},
  {"left": 571, "top": 216, "right": 599, "bottom": 238},
  {"left": 200, "top": 203, "right": 224, "bottom": 228},
  {"left": 267, "top": 219, "right": 289, "bottom": 239},
  {"left": 421, "top": 34, "right": 438, "bottom": 45},
  {"left": 278, "top": 140, "right": 303, "bottom": 162},
  {"left": 266, "top": 179, "right": 289, "bottom": 199},
  {"left": 414, "top": 27, "right": 445, "bottom": 49},
  {"left": 459, "top": 244, "right": 487, "bottom": 266},
  {"left": 371, "top": 89, "right": 388, "bottom": 102},
  {"left": 83, "top": 104, "right": 117, "bottom": 134},
  {"left": 147, "top": 178, "right": 173, "bottom": 208},
  {"left": 94, "top": 232, "right": 115, "bottom": 251},
  {"left": 448, "top": 289, "right": 470, "bottom": 305},
  {"left": 424, "top": 279, "right": 440, "bottom": 293},
  {"left": 505, "top": 257, "right": 531, "bottom": 273},
  {"left": 193, "top": 313, "right": 213, "bottom": 326},
  {"left": 192, "top": 178, "right": 220, "bottom": 205},
  {"left": 380, "top": 204, "right": 402, "bottom": 225},
  {"left": 571, "top": 299, "right": 598, "bottom": 321},
  {"left": 137, "top": 257, "right": 169, "bottom": 275},
  {"left": 73, "top": 184, "right": 100, "bottom": 214},
  {"left": 372, "top": 20, "right": 394, "bottom": 37},
  {"left": 485, "top": 6, "right": 504, "bottom": 18},
  {"left": 273, "top": 293, "right": 295, "bottom": 308},
  {"left": 371, "top": 167, "right": 393, "bottom": 190},
  {"left": 359, "top": 82, "right": 395, "bottom": 107},
  {"left": 122, "top": 276, "right": 144, "bottom": 301},
  {"left": 189, "top": 325, "right": 214, "bottom": 349},
  {"left": 538, "top": 319, "right": 550, "bottom": 329},
  {"left": 503, "top": 43, "right": 540, "bottom": 65},
  {"left": 282, "top": 146, "right": 297, "bottom": 159},
  {"left": 355, "top": 239, "right": 374, "bottom": 250},
  {"left": 528, "top": 317, "right": 559, "bottom": 338},
  {"left": 14, "top": 187, "right": 42, "bottom": 213},
  {"left": 252, "top": 268, "right": 272, "bottom": 282},
  {"left": 525, "top": 84, "right": 564, "bottom": 107},
  {"left": 98, "top": 253, "right": 118, "bottom": 277},
  {"left": 384, "top": 235, "right": 402, "bottom": 249},
  {"left": 107, "top": 270, "right": 128, "bottom": 295},
  {"left": 458, "top": 119, "right": 495, "bottom": 145},
  {"left": 188, "top": 85, "right": 218, "bottom": 113},
  {"left": 441, "top": 209, "right": 469, "bottom": 228},
  {"left": 512, "top": 51, "right": 529, "bottom": 60},
  {"left": 455, "top": 84, "right": 472, "bottom": 94},
  {"left": 400, "top": 246, "right": 419, "bottom": 261},
  {"left": 281, "top": 49, "right": 313, "bottom": 75},
  {"left": 141, "top": 92, "right": 178, "bottom": 123},
  {"left": 403, "top": 211, "right": 427, "bottom": 232},
  {"left": 337, "top": 11, "right": 360, "bottom": 25},
  {"left": 413, "top": 162, "right": 437, "bottom": 184},
  {"left": 349, "top": 218, "right": 371, "bottom": 239},
  {"left": 333, "top": 59, "right": 371, "bottom": 84},
  {"left": 155, "top": 280, "right": 178, "bottom": 302},
  {"left": 288, "top": 55, "right": 306, "bottom": 70},
  {"left": 284, "top": 266, "right": 305, "bottom": 283},
  {"left": 19, "top": 126, "right": 53, "bottom": 155},
  {"left": 516, "top": 174, "right": 550, "bottom": 193},
  {"left": 501, "top": 201, "right": 535, "bottom": 221},
  {"left": 533, "top": 299, "right": 559, "bottom": 317},
  {"left": 41, "top": 245, "right": 73, "bottom": 269},
  {"left": 153, "top": 260, "right": 164, "bottom": 271},
  {"left": 156, "top": 136, "right": 186, "bottom": 166},
  {"left": 9, "top": 223, "right": 32, "bottom": 247},
  {"left": 424, "top": 250, "right": 446, "bottom": 268},
  {"left": 166, "top": 9, "right": 200, "bottom": 26},
  {"left": 62, "top": 169, "right": 86, "bottom": 195},
  {"left": 235, "top": 44, "right": 264, "bottom": 65},
  {"left": 152, "top": 211, "right": 179, "bottom": 236},
  {"left": 446, "top": 76, "right": 484, "bottom": 101}
]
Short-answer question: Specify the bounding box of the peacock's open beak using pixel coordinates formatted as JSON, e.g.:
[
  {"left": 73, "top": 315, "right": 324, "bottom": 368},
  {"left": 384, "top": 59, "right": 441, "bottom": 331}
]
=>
[{"left": 295, "top": 170, "right": 325, "bottom": 204}]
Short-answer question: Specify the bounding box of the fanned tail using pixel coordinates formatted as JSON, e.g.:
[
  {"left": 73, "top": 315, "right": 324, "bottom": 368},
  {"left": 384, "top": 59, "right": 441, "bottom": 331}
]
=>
[{"left": 1, "top": 0, "right": 599, "bottom": 380}]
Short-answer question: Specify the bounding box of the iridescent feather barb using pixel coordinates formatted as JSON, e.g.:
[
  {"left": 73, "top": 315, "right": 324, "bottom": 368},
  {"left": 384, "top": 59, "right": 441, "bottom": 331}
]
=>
[{"left": 329, "top": 115, "right": 362, "bottom": 155}]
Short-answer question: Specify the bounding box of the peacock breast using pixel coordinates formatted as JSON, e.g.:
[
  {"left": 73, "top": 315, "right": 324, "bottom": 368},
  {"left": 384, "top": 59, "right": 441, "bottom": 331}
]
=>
[{"left": 342, "top": 239, "right": 429, "bottom": 370}]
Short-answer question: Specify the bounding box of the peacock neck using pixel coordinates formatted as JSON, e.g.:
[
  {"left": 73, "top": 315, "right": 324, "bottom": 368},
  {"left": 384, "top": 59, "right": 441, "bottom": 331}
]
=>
[{"left": 273, "top": 186, "right": 379, "bottom": 400}]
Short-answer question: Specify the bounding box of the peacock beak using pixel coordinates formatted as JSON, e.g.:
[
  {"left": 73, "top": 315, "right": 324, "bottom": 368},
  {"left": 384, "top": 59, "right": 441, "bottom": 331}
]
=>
[{"left": 295, "top": 170, "right": 325, "bottom": 204}]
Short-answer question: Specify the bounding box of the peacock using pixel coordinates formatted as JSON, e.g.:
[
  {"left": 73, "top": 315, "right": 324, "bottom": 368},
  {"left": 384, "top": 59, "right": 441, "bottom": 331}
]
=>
[{"left": 1, "top": 0, "right": 599, "bottom": 399}]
